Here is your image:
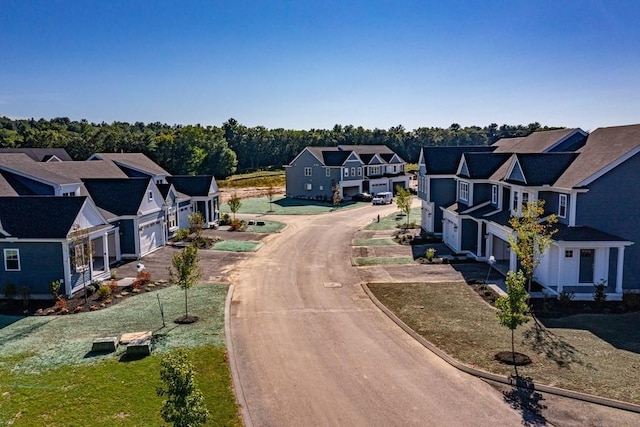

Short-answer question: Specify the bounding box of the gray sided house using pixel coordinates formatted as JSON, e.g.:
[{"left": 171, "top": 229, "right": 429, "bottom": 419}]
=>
[
  {"left": 166, "top": 175, "right": 220, "bottom": 227},
  {"left": 157, "top": 183, "right": 192, "bottom": 240},
  {"left": 82, "top": 178, "right": 166, "bottom": 259},
  {"left": 0, "top": 196, "right": 118, "bottom": 298},
  {"left": 285, "top": 145, "right": 408, "bottom": 200},
  {"left": 433, "top": 124, "right": 640, "bottom": 300}
]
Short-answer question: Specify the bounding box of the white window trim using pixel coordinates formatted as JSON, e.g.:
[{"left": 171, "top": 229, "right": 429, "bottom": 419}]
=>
[
  {"left": 491, "top": 185, "right": 498, "bottom": 204},
  {"left": 325, "top": 168, "right": 330, "bottom": 177},
  {"left": 344, "top": 168, "right": 349, "bottom": 177},
  {"left": 351, "top": 167, "right": 356, "bottom": 176},
  {"left": 304, "top": 167, "right": 312, "bottom": 177},
  {"left": 459, "top": 181, "right": 469, "bottom": 202},
  {"left": 3, "top": 248, "right": 20, "bottom": 271},
  {"left": 357, "top": 167, "right": 362, "bottom": 176},
  {"left": 565, "top": 250, "right": 573, "bottom": 258},
  {"left": 305, "top": 183, "right": 312, "bottom": 190},
  {"left": 148, "top": 190, "right": 153, "bottom": 201},
  {"left": 559, "top": 194, "right": 567, "bottom": 218}
]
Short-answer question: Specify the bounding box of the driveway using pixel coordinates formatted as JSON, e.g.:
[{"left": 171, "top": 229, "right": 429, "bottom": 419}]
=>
[{"left": 228, "top": 204, "right": 524, "bottom": 426}]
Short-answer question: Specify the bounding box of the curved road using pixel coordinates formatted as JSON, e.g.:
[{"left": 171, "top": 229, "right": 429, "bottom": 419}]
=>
[{"left": 228, "top": 204, "right": 523, "bottom": 426}]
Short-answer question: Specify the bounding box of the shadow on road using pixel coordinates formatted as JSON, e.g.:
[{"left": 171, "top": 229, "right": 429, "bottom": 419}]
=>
[{"left": 503, "top": 376, "right": 548, "bottom": 426}]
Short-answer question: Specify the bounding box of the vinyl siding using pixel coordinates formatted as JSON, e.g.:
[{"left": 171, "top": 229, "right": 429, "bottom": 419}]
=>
[
  {"left": 431, "top": 178, "right": 457, "bottom": 233},
  {"left": 0, "top": 242, "right": 64, "bottom": 295},
  {"left": 576, "top": 152, "right": 640, "bottom": 290}
]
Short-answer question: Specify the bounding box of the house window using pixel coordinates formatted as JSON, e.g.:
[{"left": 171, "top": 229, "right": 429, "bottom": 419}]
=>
[
  {"left": 565, "top": 250, "right": 573, "bottom": 258},
  {"left": 168, "top": 209, "right": 177, "bottom": 230},
  {"left": 3, "top": 249, "right": 20, "bottom": 271},
  {"left": 350, "top": 167, "right": 356, "bottom": 177},
  {"left": 491, "top": 185, "right": 498, "bottom": 204},
  {"left": 357, "top": 167, "right": 362, "bottom": 176},
  {"left": 305, "top": 183, "right": 312, "bottom": 190},
  {"left": 512, "top": 192, "right": 519, "bottom": 212},
  {"left": 148, "top": 191, "right": 153, "bottom": 201},
  {"left": 370, "top": 166, "right": 381, "bottom": 175},
  {"left": 344, "top": 168, "right": 349, "bottom": 177},
  {"left": 319, "top": 185, "right": 323, "bottom": 191},
  {"left": 522, "top": 192, "right": 529, "bottom": 207},
  {"left": 63, "top": 191, "right": 75, "bottom": 197},
  {"left": 304, "top": 167, "right": 312, "bottom": 177},
  {"left": 326, "top": 168, "right": 331, "bottom": 177},
  {"left": 559, "top": 194, "right": 567, "bottom": 218},
  {"left": 459, "top": 181, "right": 469, "bottom": 202}
]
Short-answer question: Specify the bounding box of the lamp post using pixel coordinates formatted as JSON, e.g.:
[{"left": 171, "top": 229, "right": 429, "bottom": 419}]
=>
[{"left": 486, "top": 255, "right": 496, "bottom": 282}]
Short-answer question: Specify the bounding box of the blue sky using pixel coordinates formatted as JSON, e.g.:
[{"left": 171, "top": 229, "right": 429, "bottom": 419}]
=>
[{"left": 1, "top": 1, "right": 639, "bottom": 131}]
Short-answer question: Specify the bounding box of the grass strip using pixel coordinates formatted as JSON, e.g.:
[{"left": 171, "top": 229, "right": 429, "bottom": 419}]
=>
[
  {"left": 213, "top": 240, "right": 261, "bottom": 252},
  {"left": 353, "top": 238, "right": 396, "bottom": 246},
  {"left": 368, "top": 281, "right": 640, "bottom": 405},
  {"left": 353, "top": 257, "right": 414, "bottom": 266}
]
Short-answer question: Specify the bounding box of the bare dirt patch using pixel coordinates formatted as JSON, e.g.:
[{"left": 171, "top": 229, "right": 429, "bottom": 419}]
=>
[{"left": 219, "top": 186, "right": 285, "bottom": 203}]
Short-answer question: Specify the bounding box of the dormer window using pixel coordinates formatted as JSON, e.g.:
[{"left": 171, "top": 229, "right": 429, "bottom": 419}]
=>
[
  {"left": 522, "top": 192, "right": 529, "bottom": 207},
  {"left": 459, "top": 181, "right": 469, "bottom": 202},
  {"left": 148, "top": 191, "right": 153, "bottom": 201},
  {"left": 491, "top": 185, "right": 498, "bottom": 204},
  {"left": 559, "top": 194, "right": 567, "bottom": 218},
  {"left": 512, "top": 192, "right": 519, "bottom": 212}
]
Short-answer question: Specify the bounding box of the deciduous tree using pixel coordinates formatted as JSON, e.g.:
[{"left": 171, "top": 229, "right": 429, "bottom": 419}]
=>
[
  {"left": 395, "top": 186, "right": 412, "bottom": 229},
  {"left": 157, "top": 350, "right": 209, "bottom": 427},
  {"left": 169, "top": 245, "right": 202, "bottom": 322},
  {"left": 495, "top": 270, "right": 530, "bottom": 370},
  {"left": 227, "top": 193, "right": 242, "bottom": 221}
]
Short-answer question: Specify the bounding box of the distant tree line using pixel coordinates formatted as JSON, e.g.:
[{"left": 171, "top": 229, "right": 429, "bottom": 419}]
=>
[{"left": 0, "top": 116, "right": 558, "bottom": 178}]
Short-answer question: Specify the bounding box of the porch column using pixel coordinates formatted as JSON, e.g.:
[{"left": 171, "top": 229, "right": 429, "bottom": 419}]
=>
[
  {"left": 616, "top": 246, "right": 625, "bottom": 293},
  {"left": 557, "top": 247, "right": 564, "bottom": 294},
  {"left": 102, "top": 231, "right": 109, "bottom": 269},
  {"left": 476, "top": 224, "right": 483, "bottom": 259}
]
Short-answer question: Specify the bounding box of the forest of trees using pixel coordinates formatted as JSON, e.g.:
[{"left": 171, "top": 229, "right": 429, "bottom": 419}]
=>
[{"left": 0, "top": 116, "right": 558, "bottom": 178}]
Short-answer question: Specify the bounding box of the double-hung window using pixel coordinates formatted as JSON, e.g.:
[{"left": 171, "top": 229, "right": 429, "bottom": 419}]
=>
[
  {"left": 459, "top": 181, "right": 469, "bottom": 202},
  {"left": 491, "top": 185, "right": 498, "bottom": 204},
  {"left": 344, "top": 168, "right": 349, "bottom": 177},
  {"left": 304, "top": 167, "right": 312, "bottom": 177},
  {"left": 3, "top": 249, "right": 20, "bottom": 271},
  {"left": 350, "top": 167, "right": 356, "bottom": 177},
  {"left": 325, "top": 168, "right": 331, "bottom": 177},
  {"left": 559, "top": 194, "right": 567, "bottom": 218},
  {"left": 357, "top": 167, "right": 362, "bottom": 176}
]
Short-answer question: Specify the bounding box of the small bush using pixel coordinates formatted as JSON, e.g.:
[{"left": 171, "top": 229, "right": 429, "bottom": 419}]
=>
[
  {"left": 593, "top": 280, "right": 607, "bottom": 305},
  {"left": 623, "top": 293, "right": 640, "bottom": 311},
  {"left": 137, "top": 270, "right": 151, "bottom": 284},
  {"left": 3, "top": 282, "right": 16, "bottom": 299},
  {"left": 219, "top": 213, "right": 231, "bottom": 226},
  {"left": 425, "top": 248, "right": 436, "bottom": 262},
  {"left": 97, "top": 284, "right": 112, "bottom": 299},
  {"left": 54, "top": 297, "right": 67, "bottom": 311},
  {"left": 559, "top": 290, "right": 575, "bottom": 306},
  {"left": 108, "top": 280, "right": 118, "bottom": 291},
  {"left": 229, "top": 219, "right": 247, "bottom": 231},
  {"left": 50, "top": 280, "right": 62, "bottom": 300},
  {"left": 109, "top": 269, "right": 117, "bottom": 280},
  {"left": 174, "top": 228, "right": 190, "bottom": 241}
]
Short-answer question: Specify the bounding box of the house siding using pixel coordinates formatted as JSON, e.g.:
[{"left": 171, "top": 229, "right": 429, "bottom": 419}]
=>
[
  {"left": 538, "top": 191, "right": 570, "bottom": 225},
  {"left": 285, "top": 150, "right": 326, "bottom": 198},
  {"left": 576, "top": 152, "right": 640, "bottom": 290},
  {"left": 114, "top": 219, "right": 136, "bottom": 255},
  {"left": 474, "top": 183, "right": 492, "bottom": 205},
  {"left": 431, "top": 178, "right": 457, "bottom": 233},
  {"left": 0, "top": 242, "right": 63, "bottom": 295},
  {"left": 461, "top": 219, "right": 478, "bottom": 253}
]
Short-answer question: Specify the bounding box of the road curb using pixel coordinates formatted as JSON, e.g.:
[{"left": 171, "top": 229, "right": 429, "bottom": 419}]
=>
[
  {"left": 361, "top": 283, "right": 640, "bottom": 415},
  {"left": 224, "top": 284, "right": 254, "bottom": 427}
]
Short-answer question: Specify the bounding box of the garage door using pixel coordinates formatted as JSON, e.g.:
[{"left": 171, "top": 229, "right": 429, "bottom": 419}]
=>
[{"left": 139, "top": 219, "right": 164, "bottom": 256}]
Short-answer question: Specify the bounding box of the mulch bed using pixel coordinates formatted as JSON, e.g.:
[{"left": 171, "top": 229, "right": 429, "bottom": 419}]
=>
[
  {"left": 495, "top": 351, "right": 532, "bottom": 366},
  {"left": 0, "top": 280, "right": 172, "bottom": 317}
]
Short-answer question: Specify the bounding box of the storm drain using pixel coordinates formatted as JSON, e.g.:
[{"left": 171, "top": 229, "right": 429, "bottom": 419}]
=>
[{"left": 323, "top": 282, "right": 343, "bottom": 288}]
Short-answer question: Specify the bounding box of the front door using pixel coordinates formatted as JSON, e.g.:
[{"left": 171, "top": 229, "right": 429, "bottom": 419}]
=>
[{"left": 579, "top": 249, "right": 595, "bottom": 283}]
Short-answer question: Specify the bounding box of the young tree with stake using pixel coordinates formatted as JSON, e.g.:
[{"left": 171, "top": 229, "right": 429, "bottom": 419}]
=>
[{"left": 169, "top": 244, "right": 202, "bottom": 323}]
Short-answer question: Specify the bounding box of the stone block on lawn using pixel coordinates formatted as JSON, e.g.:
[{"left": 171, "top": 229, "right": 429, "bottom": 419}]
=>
[
  {"left": 126, "top": 339, "right": 152, "bottom": 357},
  {"left": 119, "top": 331, "right": 152, "bottom": 345},
  {"left": 91, "top": 336, "right": 119, "bottom": 353}
]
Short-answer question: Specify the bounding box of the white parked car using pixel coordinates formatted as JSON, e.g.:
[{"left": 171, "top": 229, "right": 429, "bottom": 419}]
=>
[{"left": 372, "top": 191, "right": 393, "bottom": 205}]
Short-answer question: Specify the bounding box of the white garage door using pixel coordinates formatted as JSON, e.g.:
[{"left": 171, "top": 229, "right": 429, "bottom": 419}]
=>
[
  {"left": 178, "top": 205, "right": 191, "bottom": 230},
  {"left": 139, "top": 219, "right": 164, "bottom": 256}
]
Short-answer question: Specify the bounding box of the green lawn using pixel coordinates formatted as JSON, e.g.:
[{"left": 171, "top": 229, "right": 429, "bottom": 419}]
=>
[
  {"left": 352, "top": 238, "right": 396, "bottom": 246},
  {"left": 220, "top": 195, "right": 368, "bottom": 215},
  {"left": 368, "top": 281, "right": 640, "bottom": 405},
  {"left": 246, "top": 220, "right": 286, "bottom": 233},
  {"left": 213, "top": 240, "right": 261, "bottom": 252},
  {"left": 0, "top": 284, "right": 240, "bottom": 426},
  {"left": 352, "top": 257, "right": 414, "bottom": 266},
  {"left": 217, "top": 170, "right": 285, "bottom": 188},
  {"left": 364, "top": 207, "right": 421, "bottom": 230}
]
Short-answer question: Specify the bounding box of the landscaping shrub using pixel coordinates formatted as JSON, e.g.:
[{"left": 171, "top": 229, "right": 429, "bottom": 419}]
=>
[
  {"left": 97, "top": 284, "right": 112, "bottom": 300},
  {"left": 623, "top": 293, "right": 640, "bottom": 311},
  {"left": 425, "top": 248, "right": 436, "bottom": 262},
  {"left": 174, "top": 228, "right": 190, "bottom": 241},
  {"left": 229, "top": 219, "right": 247, "bottom": 231},
  {"left": 3, "top": 282, "right": 16, "bottom": 299},
  {"left": 110, "top": 269, "right": 117, "bottom": 280},
  {"left": 50, "top": 280, "right": 61, "bottom": 300},
  {"left": 594, "top": 280, "right": 607, "bottom": 305},
  {"left": 219, "top": 213, "right": 231, "bottom": 226}
]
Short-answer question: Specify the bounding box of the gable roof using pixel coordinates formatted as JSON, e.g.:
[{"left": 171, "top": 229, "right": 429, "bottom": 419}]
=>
[
  {"left": 337, "top": 145, "right": 394, "bottom": 155},
  {"left": 0, "top": 148, "right": 73, "bottom": 162},
  {"left": 82, "top": 178, "right": 151, "bottom": 216},
  {"left": 493, "top": 128, "right": 581, "bottom": 153},
  {"left": 322, "top": 150, "right": 353, "bottom": 166},
  {"left": 458, "top": 153, "right": 512, "bottom": 179},
  {"left": 552, "top": 223, "right": 629, "bottom": 242},
  {"left": 505, "top": 153, "right": 579, "bottom": 186},
  {"left": 40, "top": 159, "right": 129, "bottom": 181},
  {"left": 423, "top": 146, "right": 496, "bottom": 175},
  {"left": 0, "top": 196, "right": 88, "bottom": 238},
  {"left": 0, "top": 174, "right": 18, "bottom": 196},
  {"left": 167, "top": 176, "right": 218, "bottom": 197},
  {"left": 91, "top": 153, "right": 170, "bottom": 177},
  {"left": 554, "top": 124, "right": 640, "bottom": 189},
  {"left": 0, "top": 153, "right": 79, "bottom": 185}
]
